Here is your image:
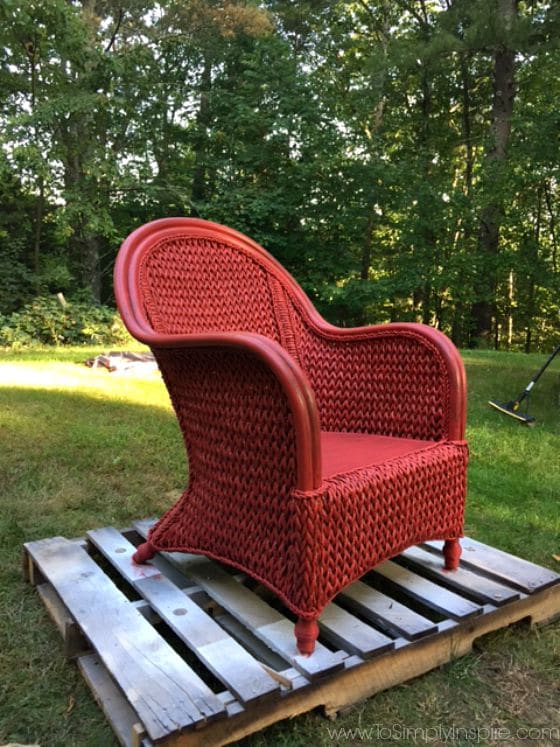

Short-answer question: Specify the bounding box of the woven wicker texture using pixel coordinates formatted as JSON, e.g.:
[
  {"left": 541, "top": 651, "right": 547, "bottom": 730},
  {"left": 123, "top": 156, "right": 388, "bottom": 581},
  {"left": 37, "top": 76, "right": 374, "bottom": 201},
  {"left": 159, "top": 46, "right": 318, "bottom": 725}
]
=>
[
  {"left": 116, "top": 219, "right": 468, "bottom": 628},
  {"left": 152, "top": 346, "right": 299, "bottom": 584},
  {"left": 139, "top": 237, "right": 281, "bottom": 340},
  {"left": 294, "top": 320, "right": 452, "bottom": 441}
]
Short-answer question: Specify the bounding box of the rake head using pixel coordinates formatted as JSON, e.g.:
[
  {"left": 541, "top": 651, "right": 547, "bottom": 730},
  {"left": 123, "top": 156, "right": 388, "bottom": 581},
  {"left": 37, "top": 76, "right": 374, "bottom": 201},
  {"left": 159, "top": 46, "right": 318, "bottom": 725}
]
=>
[{"left": 488, "top": 399, "right": 536, "bottom": 426}]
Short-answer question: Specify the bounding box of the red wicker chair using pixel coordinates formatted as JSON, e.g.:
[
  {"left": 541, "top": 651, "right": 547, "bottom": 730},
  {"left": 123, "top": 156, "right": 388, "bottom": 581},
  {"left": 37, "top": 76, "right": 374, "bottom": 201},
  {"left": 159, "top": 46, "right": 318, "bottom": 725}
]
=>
[{"left": 114, "top": 218, "right": 468, "bottom": 656}]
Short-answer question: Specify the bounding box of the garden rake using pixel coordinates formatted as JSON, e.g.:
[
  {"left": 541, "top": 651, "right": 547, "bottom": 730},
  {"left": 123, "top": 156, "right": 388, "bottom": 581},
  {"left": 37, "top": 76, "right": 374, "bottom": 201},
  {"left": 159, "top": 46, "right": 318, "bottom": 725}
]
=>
[{"left": 488, "top": 343, "right": 560, "bottom": 425}]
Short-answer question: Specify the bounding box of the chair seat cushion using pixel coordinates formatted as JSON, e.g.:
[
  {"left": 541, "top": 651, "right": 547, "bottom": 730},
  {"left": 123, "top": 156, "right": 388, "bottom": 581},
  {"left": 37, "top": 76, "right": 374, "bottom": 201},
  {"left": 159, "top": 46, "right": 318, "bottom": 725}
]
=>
[{"left": 321, "top": 431, "right": 435, "bottom": 479}]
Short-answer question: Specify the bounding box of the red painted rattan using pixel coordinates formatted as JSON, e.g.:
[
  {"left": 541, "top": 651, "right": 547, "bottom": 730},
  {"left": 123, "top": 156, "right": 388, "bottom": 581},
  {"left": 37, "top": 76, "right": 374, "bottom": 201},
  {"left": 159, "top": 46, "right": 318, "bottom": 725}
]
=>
[{"left": 114, "top": 218, "right": 468, "bottom": 627}]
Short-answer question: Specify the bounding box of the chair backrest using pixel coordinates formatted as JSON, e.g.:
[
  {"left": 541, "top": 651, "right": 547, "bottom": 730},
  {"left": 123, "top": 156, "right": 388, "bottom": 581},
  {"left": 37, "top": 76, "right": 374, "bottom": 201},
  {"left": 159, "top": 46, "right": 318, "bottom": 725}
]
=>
[{"left": 118, "top": 218, "right": 311, "bottom": 366}]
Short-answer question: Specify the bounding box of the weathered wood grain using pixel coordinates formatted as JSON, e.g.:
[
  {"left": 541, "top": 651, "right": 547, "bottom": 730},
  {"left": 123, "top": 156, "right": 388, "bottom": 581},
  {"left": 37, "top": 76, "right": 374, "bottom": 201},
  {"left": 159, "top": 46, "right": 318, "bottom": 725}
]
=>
[
  {"left": 318, "top": 603, "right": 395, "bottom": 658},
  {"left": 161, "top": 556, "right": 345, "bottom": 679},
  {"left": 425, "top": 537, "right": 560, "bottom": 593},
  {"left": 338, "top": 580, "right": 439, "bottom": 639},
  {"left": 398, "top": 545, "right": 522, "bottom": 606},
  {"left": 133, "top": 521, "right": 347, "bottom": 680},
  {"left": 371, "top": 560, "right": 483, "bottom": 619},
  {"left": 78, "top": 653, "right": 152, "bottom": 747},
  {"left": 87, "top": 527, "right": 280, "bottom": 704},
  {"left": 36, "top": 582, "right": 89, "bottom": 659},
  {"left": 25, "top": 537, "right": 225, "bottom": 740}
]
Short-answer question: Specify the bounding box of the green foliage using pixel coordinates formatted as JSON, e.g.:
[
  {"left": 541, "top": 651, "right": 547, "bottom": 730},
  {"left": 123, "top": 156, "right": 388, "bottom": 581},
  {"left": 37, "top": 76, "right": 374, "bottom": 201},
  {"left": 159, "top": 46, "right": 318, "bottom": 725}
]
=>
[
  {"left": 0, "top": 0, "right": 559, "bottom": 348},
  {"left": 0, "top": 245, "right": 35, "bottom": 315},
  {"left": 0, "top": 296, "right": 131, "bottom": 348}
]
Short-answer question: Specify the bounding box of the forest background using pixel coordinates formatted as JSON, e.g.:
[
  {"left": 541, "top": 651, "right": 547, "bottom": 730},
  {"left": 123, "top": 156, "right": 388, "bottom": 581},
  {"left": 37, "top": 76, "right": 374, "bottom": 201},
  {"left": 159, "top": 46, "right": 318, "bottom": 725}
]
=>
[{"left": 1, "top": 0, "right": 559, "bottom": 351}]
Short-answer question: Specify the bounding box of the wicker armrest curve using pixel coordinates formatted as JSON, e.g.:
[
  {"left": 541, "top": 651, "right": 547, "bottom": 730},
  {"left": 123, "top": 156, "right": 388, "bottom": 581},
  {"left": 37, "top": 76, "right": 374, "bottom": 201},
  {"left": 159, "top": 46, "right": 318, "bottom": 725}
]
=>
[
  {"left": 296, "top": 320, "right": 466, "bottom": 442},
  {"left": 126, "top": 330, "right": 321, "bottom": 492}
]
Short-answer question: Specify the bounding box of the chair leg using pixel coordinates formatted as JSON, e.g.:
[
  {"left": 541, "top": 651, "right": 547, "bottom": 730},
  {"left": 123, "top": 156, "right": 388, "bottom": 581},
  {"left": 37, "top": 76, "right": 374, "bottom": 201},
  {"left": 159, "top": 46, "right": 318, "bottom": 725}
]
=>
[
  {"left": 294, "top": 617, "right": 319, "bottom": 656},
  {"left": 132, "top": 540, "right": 156, "bottom": 564},
  {"left": 443, "top": 538, "right": 461, "bottom": 570}
]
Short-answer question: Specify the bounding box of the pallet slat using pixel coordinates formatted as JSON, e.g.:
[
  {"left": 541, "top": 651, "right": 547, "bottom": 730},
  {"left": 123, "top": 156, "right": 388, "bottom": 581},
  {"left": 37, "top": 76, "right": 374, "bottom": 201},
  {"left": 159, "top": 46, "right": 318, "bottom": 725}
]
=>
[
  {"left": 338, "top": 580, "right": 439, "bottom": 639},
  {"left": 425, "top": 538, "right": 560, "bottom": 593},
  {"left": 88, "top": 527, "right": 280, "bottom": 704},
  {"left": 213, "top": 613, "right": 292, "bottom": 672},
  {"left": 25, "top": 537, "right": 225, "bottom": 741},
  {"left": 398, "top": 545, "right": 522, "bottom": 606},
  {"left": 371, "top": 560, "right": 484, "bottom": 619},
  {"left": 36, "top": 582, "right": 89, "bottom": 659},
  {"left": 318, "top": 603, "right": 395, "bottom": 658},
  {"left": 133, "top": 522, "right": 346, "bottom": 680},
  {"left": 169, "top": 557, "right": 345, "bottom": 680},
  {"left": 78, "top": 653, "right": 152, "bottom": 747}
]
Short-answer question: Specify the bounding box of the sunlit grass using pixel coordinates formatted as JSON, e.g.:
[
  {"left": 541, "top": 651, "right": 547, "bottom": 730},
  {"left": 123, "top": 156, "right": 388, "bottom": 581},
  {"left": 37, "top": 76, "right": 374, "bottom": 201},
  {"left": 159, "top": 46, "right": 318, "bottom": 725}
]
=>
[
  {"left": 462, "top": 349, "right": 560, "bottom": 567},
  {"left": 0, "top": 346, "right": 558, "bottom": 745}
]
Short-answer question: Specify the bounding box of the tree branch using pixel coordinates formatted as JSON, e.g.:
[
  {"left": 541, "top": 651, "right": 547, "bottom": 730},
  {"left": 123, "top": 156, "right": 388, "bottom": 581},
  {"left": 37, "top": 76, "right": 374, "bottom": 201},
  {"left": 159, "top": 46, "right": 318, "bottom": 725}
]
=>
[{"left": 105, "top": 9, "right": 124, "bottom": 53}]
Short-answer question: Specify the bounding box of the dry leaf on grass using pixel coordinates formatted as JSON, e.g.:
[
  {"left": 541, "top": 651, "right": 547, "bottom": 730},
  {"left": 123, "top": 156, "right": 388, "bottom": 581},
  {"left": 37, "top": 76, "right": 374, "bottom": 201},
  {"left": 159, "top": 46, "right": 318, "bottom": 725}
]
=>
[{"left": 66, "top": 694, "right": 76, "bottom": 714}]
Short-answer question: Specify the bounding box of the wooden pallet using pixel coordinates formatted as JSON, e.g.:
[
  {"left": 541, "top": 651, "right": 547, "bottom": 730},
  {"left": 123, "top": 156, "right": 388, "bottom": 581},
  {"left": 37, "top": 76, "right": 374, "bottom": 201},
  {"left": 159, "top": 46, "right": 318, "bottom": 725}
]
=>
[{"left": 23, "top": 521, "right": 560, "bottom": 747}]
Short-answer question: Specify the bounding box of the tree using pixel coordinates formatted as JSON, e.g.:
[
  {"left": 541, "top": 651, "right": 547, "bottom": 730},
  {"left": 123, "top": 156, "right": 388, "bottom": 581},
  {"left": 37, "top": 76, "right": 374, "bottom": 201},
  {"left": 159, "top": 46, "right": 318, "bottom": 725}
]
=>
[{"left": 0, "top": 0, "right": 558, "bottom": 349}]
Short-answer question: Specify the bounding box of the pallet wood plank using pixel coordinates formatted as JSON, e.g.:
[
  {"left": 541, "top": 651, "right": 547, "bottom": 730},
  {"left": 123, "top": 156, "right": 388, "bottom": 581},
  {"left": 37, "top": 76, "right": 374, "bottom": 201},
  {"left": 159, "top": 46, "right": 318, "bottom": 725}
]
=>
[
  {"left": 138, "top": 575, "right": 280, "bottom": 703},
  {"left": 318, "top": 603, "right": 395, "bottom": 658},
  {"left": 162, "top": 555, "right": 345, "bottom": 680},
  {"left": 213, "top": 613, "right": 291, "bottom": 672},
  {"left": 133, "top": 521, "right": 346, "bottom": 680},
  {"left": 425, "top": 538, "right": 560, "bottom": 593},
  {"left": 371, "top": 560, "right": 483, "bottom": 619},
  {"left": 25, "top": 537, "right": 225, "bottom": 741},
  {"left": 23, "top": 546, "right": 45, "bottom": 586},
  {"left": 398, "top": 546, "right": 522, "bottom": 606},
  {"left": 78, "top": 653, "right": 152, "bottom": 747},
  {"left": 338, "top": 580, "right": 438, "bottom": 640},
  {"left": 87, "top": 527, "right": 280, "bottom": 704}
]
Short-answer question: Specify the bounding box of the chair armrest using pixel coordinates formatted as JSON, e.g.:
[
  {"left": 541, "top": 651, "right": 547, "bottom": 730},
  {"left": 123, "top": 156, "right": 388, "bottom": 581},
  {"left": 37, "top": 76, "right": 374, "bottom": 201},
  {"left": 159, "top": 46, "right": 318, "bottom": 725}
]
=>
[
  {"left": 299, "top": 321, "right": 466, "bottom": 441},
  {"left": 121, "top": 326, "right": 322, "bottom": 491},
  {"left": 114, "top": 228, "right": 321, "bottom": 490}
]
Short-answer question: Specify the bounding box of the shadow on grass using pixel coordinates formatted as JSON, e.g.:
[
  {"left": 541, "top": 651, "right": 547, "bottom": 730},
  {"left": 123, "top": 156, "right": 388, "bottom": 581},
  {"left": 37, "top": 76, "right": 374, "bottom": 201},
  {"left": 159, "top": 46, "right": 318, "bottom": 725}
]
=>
[{"left": 0, "top": 386, "right": 186, "bottom": 547}]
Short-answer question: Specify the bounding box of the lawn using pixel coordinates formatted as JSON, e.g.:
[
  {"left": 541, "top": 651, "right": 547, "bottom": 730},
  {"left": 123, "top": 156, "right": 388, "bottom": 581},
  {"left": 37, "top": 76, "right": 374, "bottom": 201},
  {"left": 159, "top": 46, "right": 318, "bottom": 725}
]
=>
[{"left": 0, "top": 347, "right": 559, "bottom": 746}]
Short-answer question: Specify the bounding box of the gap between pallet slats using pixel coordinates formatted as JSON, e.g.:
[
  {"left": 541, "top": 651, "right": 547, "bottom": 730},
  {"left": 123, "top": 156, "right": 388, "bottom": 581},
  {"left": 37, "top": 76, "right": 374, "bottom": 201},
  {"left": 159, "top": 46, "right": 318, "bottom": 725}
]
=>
[
  {"left": 397, "top": 545, "right": 522, "bottom": 606},
  {"left": 133, "top": 521, "right": 347, "bottom": 681},
  {"left": 424, "top": 539, "right": 559, "bottom": 593}
]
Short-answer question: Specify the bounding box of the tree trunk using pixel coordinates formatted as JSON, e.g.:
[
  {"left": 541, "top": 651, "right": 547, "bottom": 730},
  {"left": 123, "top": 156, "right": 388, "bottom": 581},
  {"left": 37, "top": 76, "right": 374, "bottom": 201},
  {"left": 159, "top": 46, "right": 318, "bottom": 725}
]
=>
[
  {"left": 28, "top": 32, "right": 43, "bottom": 281},
  {"left": 471, "top": 0, "right": 518, "bottom": 346},
  {"left": 357, "top": 209, "right": 375, "bottom": 325},
  {"left": 33, "top": 177, "right": 44, "bottom": 280},
  {"left": 191, "top": 58, "right": 212, "bottom": 209},
  {"left": 61, "top": 115, "right": 102, "bottom": 302},
  {"left": 416, "top": 60, "right": 437, "bottom": 325},
  {"left": 525, "top": 323, "right": 532, "bottom": 354},
  {"left": 449, "top": 52, "right": 474, "bottom": 347},
  {"left": 459, "top": 52, "right": 474, "bottom": 197},
  {"left": 358, "top": 0, "right": 390, "bottom": 322},
  {"left": 360, "top": 212, "right": 375, "bottom": 283},
  {"left": 82, "top": 234, "right": 102, "bottom": 301}
]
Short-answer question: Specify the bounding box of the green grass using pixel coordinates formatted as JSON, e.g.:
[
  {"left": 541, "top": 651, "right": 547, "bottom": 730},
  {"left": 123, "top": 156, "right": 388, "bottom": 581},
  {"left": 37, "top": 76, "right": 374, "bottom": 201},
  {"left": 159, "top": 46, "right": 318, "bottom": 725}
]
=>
[{"left": 0, "top": 347, "right": 559, "bottom": 746}]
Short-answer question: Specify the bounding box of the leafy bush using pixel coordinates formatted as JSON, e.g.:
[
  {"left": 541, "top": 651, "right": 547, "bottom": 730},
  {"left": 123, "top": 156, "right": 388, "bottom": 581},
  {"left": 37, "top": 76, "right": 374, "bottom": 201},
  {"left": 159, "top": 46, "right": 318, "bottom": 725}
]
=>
[
  {"left": 0, "top": 295, "right": 132, "bottom": 348},
  {"left": 0, "top": 242, "right": 35, "bottom": 314}
]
